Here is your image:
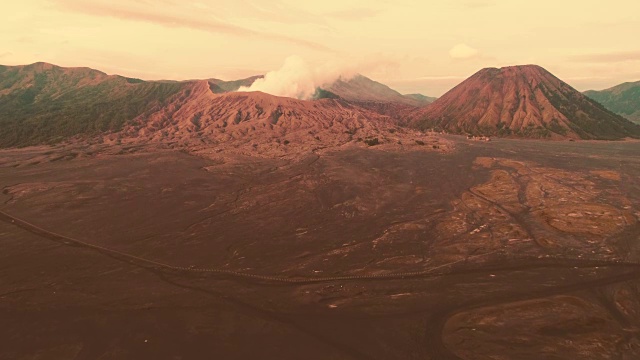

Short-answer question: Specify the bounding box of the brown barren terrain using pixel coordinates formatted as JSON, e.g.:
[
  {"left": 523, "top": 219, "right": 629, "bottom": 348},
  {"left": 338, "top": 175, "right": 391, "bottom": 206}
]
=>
[{"left": 1, "top": 136, "right": 640, "bottom": 359}]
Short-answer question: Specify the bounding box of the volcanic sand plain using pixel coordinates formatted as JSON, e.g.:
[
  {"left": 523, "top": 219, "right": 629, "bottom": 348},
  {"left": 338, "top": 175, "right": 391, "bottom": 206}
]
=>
[{"left": 1, "top": 137, "right": 640, "bottom": 360}]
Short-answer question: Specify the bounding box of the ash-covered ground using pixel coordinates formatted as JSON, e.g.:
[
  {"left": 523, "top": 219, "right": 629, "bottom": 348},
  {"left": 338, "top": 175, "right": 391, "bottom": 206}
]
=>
[{"left": 1, "top": 137, "right": 639, "bottom": 360}]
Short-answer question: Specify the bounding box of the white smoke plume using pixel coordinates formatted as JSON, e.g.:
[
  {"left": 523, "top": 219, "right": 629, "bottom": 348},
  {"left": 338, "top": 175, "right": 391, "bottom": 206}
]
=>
[{"left": 238, "top": 55, "right": 396, "bottom": 99}]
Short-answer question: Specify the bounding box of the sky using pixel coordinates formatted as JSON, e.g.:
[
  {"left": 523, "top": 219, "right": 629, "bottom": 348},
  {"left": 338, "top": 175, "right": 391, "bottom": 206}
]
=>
[{"left": 2, "top": 0, "right": 640, "bottom": 96}]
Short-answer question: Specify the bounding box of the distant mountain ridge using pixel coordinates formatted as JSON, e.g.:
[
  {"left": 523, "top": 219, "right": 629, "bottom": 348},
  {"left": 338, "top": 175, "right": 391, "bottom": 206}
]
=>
[
  {"left": 1, "top": 62, "right": 638, "bottom": 148},
  {"left": 408, "top": 65, "right": 640, "bottom": 140},
  {"left": 0, "top": 62, "right": 186, "bottom": 147},
  {"left": 205, "top": 72, "right": 436, "bottom": 106},
  {"left": 584, "top": 81, "right": 640, "bottom": 124},
  {"left": 404, "top": 93, "right": 437, "bottom": 105},
  {"left": 324, "top": 74, "right": 432, "bottom": 107}
]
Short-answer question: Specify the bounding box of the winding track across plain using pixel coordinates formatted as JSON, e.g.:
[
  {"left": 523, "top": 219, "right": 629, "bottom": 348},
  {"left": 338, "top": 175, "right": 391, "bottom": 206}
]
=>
[
  {"left": 2, "top": 209, "right": 639, "bottom": 284},
  {"left": 5, "top": 209, "right": 640, "bottom": 360}
]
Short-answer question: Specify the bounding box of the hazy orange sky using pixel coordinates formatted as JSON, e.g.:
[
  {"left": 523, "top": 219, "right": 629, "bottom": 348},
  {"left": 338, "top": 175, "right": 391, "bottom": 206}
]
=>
[{"left": 2, "top": 0, "right": 640, "bottom": 96}]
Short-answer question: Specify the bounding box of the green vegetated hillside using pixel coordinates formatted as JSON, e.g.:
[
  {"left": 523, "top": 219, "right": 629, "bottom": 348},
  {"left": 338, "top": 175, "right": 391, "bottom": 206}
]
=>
[
  {"left": 404, "top": 93, "right": 437, "bottom": 105},
  {"left": 585, "top": 81, "right": 640, "bottom": 125},
  {"left": 0, "top": 63, "right": 187, "bottom": 147}
]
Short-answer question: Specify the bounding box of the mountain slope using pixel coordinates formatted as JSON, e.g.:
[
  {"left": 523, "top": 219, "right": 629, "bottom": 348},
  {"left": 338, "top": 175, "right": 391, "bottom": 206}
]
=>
[
  {"left": 0, "top": 63, "right": 187, "bottom": 147},
  {"left": 409, "top": 65, "right": 640, "bottom": 139},
  {"left": 325, "top": 75, "right": 428, "bottom": 107},
  {"left": 121, "top": 80, "right": 401, "bottom": 152},
  {"left": 404, "top": 93, "right": 437, "bottom": 105},
  {"left": 218, "top": 73, "right": 435, "bottom": 107},
  {"left": 584, "top": 81, "right": 640, "bottom": 124}
]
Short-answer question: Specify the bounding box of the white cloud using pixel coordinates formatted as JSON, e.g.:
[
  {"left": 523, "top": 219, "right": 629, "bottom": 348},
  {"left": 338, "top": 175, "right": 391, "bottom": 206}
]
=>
[{"left": 449, "top": 44, "right": 479, "bottom": 59}]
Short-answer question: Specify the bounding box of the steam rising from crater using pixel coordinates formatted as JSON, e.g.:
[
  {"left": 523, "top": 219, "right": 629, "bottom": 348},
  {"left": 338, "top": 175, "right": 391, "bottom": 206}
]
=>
[{"left": 238, "top": 55, "right": 394, "bottom": 99}]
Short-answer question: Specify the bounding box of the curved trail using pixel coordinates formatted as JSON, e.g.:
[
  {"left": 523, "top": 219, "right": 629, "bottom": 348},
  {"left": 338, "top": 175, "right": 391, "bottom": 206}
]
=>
[
  {"left": 0, "top": 210, "right": 500, "bottom": 283},
  {"left": 5, "top": 209, "right": 640, "bottom": 360},
  {"left": 425, "top": 269, "right": 640, "bottom": 360},
  {"left": 2, "top": 209, "right": 639, "bottom": 284}
]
